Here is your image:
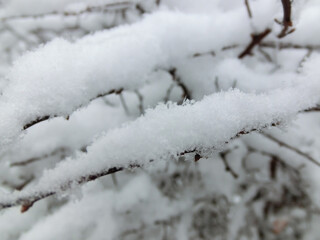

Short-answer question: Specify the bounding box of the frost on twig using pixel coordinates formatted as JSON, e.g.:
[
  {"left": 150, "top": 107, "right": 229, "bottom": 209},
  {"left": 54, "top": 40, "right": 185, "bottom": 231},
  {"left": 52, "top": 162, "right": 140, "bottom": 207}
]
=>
[
  {"left": 1, "top": 68, "right": 320, "bottom": 211},
  {"left": 0, "top": 10, "right": 253, "bottom": 147}
]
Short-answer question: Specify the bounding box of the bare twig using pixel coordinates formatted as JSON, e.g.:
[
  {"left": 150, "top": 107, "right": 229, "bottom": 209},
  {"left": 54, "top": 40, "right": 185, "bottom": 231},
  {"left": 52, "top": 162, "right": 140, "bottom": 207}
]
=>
[
  {"left": 0, "top": 2, "right": 135, "bottom": 22},
  {"left": 23, "top": 88, "right": 123, "bottom": 130},
  {"left": 134, "top": 90, "right": 144, "bottom": 115},
  {"left": 135, "top": 4, "right": 146, "bottom": 14},
  {"left": 257, "top": 47, "right": 273, "bottom": 62},
  {"left": 10, "top": 146, "right": 87, "bottom": 167},
  {"left": 17, "top": 165, "right": 131, "bottom": 213},
  {"left": 0, "top": 121, "right": 283, "bottom": 212},
  {"left": 168, "top": 68, "right": 192, "bottom": 100},
  {"left": 297, "top": 48, "right": 313, "bottom": 73},
  {"left": 215, "top": 77, "right": 220, "bottom": 92},
  {"left": 23, "top": 116, "right": 51, "bottom": 130},
  {"left": 303, "top": 106, "right": 320, "bottom": 112},
  {"left": 111, "top": 173, "right": 119, "bottom": 188},
  {"left": 193, "top": 42, "right": 320, "bottom": 60},
  {"left": 193, "top": 51, "right": 215, "bottom": 58},
  {"left": 244, "top": 0, "right": 253, "bottom": 18},
  {"left": 164, "top": 83, "right": 175, "bottom": 103},
  {"left": 276, "top": 0, "right": 295, "bottom": 38},
  {"left": 238, "top": 28, "right": 271, "bottom": 59},
  {"left": 119, "top": 92, "right": 130, "bottom": 115},
  {"left": 220, "top": 150, "right": 239, "bottom": 179},
  {"left": 10, "top": 147, "right": 69, "bottom": 167},
  {"left": 2, "top": 176, "right": 34, "bottom": 191},
  {"left": 261, "top": 132, "right": 320, "bottom": 167},
  {"left": 260, "top": 42, "right": 320, "bottom": 50}
]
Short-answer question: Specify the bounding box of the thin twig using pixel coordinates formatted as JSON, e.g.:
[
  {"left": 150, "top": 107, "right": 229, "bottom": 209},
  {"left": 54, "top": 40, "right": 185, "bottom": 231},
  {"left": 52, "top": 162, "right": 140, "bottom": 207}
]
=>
[
  {"left": 220, "top": 150, "right": 239, "bottom": 179},
  {"left": 1, "top": 122, "right": 282, "bottom": 212},
  {"left": 10, "top": 146, "right": 87, "bottom": 167},
  {"left": 134, "top": 90, "right": 144, "bottom": 114},
  {"left": 18, "top": 165, "right": 132, "bottom": 213},
  {"left": 260, "top": 42, "right": 320, "bottom": 50},
  {"left": 303, "top": 106, "right": 320, "bottom": 112},
  {"left": 261, "top": 132, "right": 320, "bottom": 167},
  {"left": 0, "top": 2, "right": 135, "bottom": 22},
  {"left": 119, "top": 92, "right": 130, "bottom": 115},
  {"left": 238, "top": 28, "right": 271, "bottom": 59},
  {"left": 215, "top": 77, "right": 220, "bottom": 92},
  {"left": 23, "top": 116, "right": 51, "bottom": 130},
  {"left": 10, "top": 147, "right": 69, "bottom": 167},
  {"left": 23, "top": 88, "right": 123, "bottom": 130},
  {"left": 257, "top": 47, "right": 273, "bottom": 62},
  {"left": 276, "top": 0, "right": 295, "bottom": 38},
  {"left": 168, "top": 68, "right": 192, "bottom": 100},
  {"left": 297, "top": 48, "right": 313, "bottom": 73},
  {"left": 111, "top": 173, "right": 119, "bottom": 188},
  {"left": 193, "top": 42, "right": 320, "bottom": 60},
  {"left": 244, "top": 0, "right": 253, "bottom": 18}
]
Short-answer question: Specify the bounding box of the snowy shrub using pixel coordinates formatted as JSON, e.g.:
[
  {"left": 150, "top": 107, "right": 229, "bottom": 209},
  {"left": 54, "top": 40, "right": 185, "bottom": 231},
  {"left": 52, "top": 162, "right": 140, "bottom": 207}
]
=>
[{"left": 0, "top": 0, "right": 319, "bottom": 239}]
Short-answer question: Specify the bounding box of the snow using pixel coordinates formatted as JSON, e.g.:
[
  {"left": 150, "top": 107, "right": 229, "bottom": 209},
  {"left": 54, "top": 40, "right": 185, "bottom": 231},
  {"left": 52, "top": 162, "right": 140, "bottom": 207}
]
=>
[
  {"left": 0, "top": 0, "right": 138, "bottom": 17},
  {"left": 1, "top": 52, "right": 320, "bottom": 206},
  {"left": 0, "top": 10, "right": 253, "bottom": 147},
  {"left": 0, "top": 0, "right": 320, "bottom": 239}
]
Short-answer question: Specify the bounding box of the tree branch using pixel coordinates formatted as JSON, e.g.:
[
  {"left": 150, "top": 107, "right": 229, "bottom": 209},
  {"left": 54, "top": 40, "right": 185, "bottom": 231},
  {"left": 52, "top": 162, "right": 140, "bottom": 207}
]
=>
[
  {"left": 260, "top": 42, "right": 320, "bottom": 50},
  {"left": 261, "top": 132, "right": 320, "bottom": 167},
  {"left": 18, "top": 165, "right": 130, "bottom": 213},
  {"left": 238, "top": 29, "right": 271, "bottom": 59},
  {"left": 0, "top": 2, "right": 135, "bottom": 22},
  {"left": 244, "top": 0, "right": 252, "bottom": 18},
  {"left": 0, "top": 121, "right": 284, "bottom": 213},
  {"left": 220, "top": 150, "right": 239, "bottom": 179},
  {"left": 23, "top": 88, "right": 123, "bottom": 130},
  {"left": 168, "top": 68, "right": 192, "bottom": 101},
  {"left": 276, "top": 0, "right": 295, "bottom": 38},
  {"left": 303, "top": 105, "right": 320, "bottom": 112}
]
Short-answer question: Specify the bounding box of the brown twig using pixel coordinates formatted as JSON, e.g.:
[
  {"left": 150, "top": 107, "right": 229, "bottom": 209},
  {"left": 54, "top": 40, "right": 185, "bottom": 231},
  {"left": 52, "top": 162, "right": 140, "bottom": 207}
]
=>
[
  {"left": 168, "top": 68, "right": 192, "bottom": 101},
  {"left": 0, "top": 121, "right": 282, "bottom": 212},
  {"left": 260, "top": 42, "right": 320, "bottom": 50},
  {"left": 23, "top": 116, "right": 51, "bottom": 130},
  {"left": 261, "top": 132, "right": 320, "bottom": 167},
  {"left": 23, "top": 88, "right": 123, "bottom": 131},
  {"left": 238, "top": 28, "right": 271, "bottom": 59},
  {"left": 18, "top": 165, "right": 129, "bottom": 213},
  {"left": 257, "top": 47, "right": 273, "bottom": 62},
  {"left": 193, "top": 51, "right": 215, "bottom": 58},
  {"left": 276, "top": 0, "right": 295, "bottom": 38},
  {"left": 303, "top": 106, "right": 320, "bottom": 112},
  {"left": 2, "top": 176, "right": 34, "bottom": 191},
  {"left": 220, "top": 150, "right": 239, "bottom": 179},
  {"left": 135, "top": 4, "right": 146, "bottom": 14},
  {"left": 193, "top": 42, "right": 320, "bottom": 59}
]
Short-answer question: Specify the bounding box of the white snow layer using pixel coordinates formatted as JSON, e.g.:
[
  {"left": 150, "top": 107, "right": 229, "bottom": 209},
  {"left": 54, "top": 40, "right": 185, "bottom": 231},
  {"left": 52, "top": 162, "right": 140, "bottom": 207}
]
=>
[
  {"left": 0, "top": 53, "right": 320, "bottom": 206},
  {"left": 0, "top": 9, "right": 251, "bottom": 147}
]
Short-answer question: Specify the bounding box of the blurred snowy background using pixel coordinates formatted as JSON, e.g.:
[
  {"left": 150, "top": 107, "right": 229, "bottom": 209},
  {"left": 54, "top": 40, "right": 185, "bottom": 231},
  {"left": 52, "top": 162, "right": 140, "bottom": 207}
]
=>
[{"left": 0, "top": 0, "right": 319, "bottom": 239}]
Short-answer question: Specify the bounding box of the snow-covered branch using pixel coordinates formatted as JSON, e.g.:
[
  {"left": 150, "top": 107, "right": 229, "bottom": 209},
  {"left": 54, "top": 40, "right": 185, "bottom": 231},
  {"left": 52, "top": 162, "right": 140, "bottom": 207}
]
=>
[
  {"left": 1, "top": 63, "right": 319, "bottom": 211},
  {"left": 0, "top": 10, "right": 251, "bottom": 147}
]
